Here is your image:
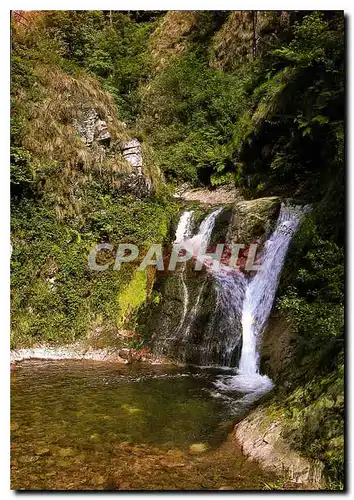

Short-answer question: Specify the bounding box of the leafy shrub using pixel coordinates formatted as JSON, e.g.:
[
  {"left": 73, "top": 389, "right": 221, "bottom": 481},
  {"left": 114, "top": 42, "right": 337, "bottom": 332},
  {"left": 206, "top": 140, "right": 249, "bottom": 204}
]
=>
[{"left": 140, "top": 52, "right": 249, "bottom": 184}]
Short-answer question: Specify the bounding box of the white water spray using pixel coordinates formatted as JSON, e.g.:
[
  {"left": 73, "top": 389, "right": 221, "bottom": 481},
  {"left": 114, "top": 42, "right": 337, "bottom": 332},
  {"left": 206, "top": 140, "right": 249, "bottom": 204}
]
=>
[
  {"left": 182, "top": 207, "right": 223, "bottom": 259},
  {"left": 174, "top": 211, "right": 194, "bottom": 333},
  {"left": 215, "top": 204, "right": 309, "bottom": 397},
  {"left": 174, "top": 210, "right": 194, "bottom": 243}
]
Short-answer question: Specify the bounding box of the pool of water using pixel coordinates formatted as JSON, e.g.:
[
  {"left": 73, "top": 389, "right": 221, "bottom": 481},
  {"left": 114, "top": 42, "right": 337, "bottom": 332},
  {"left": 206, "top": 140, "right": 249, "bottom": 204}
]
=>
[{"left": 11, "top": 360, "right": 275, "bottom": 490}]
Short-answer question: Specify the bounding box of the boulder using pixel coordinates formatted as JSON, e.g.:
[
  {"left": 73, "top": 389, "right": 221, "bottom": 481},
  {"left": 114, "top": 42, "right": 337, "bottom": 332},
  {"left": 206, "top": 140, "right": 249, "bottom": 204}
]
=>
[
  {"left": 227, "top": 196, "right": 281, "bottom": 246},
  {"left": 120, "top": 138, "right": 143, "bottom": 170},
  {"left": 118, "top": 348, "right": 133, "bottom": 364}
]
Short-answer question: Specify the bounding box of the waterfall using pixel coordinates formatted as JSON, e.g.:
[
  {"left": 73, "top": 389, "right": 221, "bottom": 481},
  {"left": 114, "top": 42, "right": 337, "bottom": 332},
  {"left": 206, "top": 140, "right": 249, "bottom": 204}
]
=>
[
  {"left": 188, "top": 208, "right": 223, "bottom": 248},
  {"left": 174, "top": 210, "right": 194, "bottom": 333},
  {"left": 238, "top": 205, "right": 303, "bottom": 376},
  {"left": 151, "top": 207, "right": 224, "bottom": 362},
  {"left": 174, "top": 210, "right": 194, "bottom": 243},
  {"left": 214, "top": 203, "right": 308, "bottom": 398},
  {"left": 183, "top": 207, "right": 223, "bottom": 261},
  {"left": 152, "top": 201, "right": 307, "bottom": 390}
]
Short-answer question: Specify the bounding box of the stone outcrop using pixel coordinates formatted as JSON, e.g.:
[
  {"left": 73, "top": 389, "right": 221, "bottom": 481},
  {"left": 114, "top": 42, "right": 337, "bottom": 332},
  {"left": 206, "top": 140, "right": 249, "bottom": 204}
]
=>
[
  {"left": 10, "top": 343, "right": 165, "bottom": 365},
  {"left": 120, "top": 138, "right": 143, "bottom": 174},
  {"left": 117, "top": 138, "right": 152, "bottom": 196},
  {"left": 233, "top": 406, "right": 326, "bottom": 489},
  {"left": 74, "top": 109, "right": 111, "bottom": 146},
  {"left": 74, "top": 111, "right": 152, "bottom": 197},
  {"left": 174, "top": 183, "right": 244, "bottom": 205},
  {"left": 227, "top": 196, "right": 281, "bottom": 246}
]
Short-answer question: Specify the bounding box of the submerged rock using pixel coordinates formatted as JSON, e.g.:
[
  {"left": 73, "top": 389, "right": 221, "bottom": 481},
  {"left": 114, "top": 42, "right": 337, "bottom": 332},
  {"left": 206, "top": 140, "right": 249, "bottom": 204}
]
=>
[
  {"left": 118, "top": 348, "right": 133, "bottom": 363},
  {"left": 189, "top": 443, "right": 208, "bottom": 454}
]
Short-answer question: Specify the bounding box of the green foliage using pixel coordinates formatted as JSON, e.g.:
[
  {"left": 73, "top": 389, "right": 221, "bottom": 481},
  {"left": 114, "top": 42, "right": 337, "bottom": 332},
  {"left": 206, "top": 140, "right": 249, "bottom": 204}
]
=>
[
  {"left": 11, "top": 12, "right": 178, "bottom": 347},
  {"left": 278, "top": 215, "right": 344, "bottom": 351},
  {"left": 117, "top": 269, "right": 148, "bottom": 329},
  {"left": 11, "top": 187, "right": 175, "bottom": 347},
  {"left": 42, "top": 11, "right": 154, "bottom": 122},
  {"left": 236, "top": 12, "right": 344, "bottom": 225},
  {"left": 11, "top": 10, "right": 344, "bottom": 487},
  {"left": 10, "top": 9, "right": 344, "bottom": 488},
  {"left": 10, "top": 146, "right": 33, "bottom": 187},
  {"left": 140, "top": 53, "right": 249, "bottom": 184}
]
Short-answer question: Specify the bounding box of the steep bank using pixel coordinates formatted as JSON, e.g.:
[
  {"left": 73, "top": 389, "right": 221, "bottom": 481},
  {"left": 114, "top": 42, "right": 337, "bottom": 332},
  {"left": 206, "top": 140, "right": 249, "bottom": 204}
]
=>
[
  {"left": 11, "top": 14, "right": 178, "bottom": 349},
  {"left": 233, "top": 311, "right": 343, "bottom": 489}
]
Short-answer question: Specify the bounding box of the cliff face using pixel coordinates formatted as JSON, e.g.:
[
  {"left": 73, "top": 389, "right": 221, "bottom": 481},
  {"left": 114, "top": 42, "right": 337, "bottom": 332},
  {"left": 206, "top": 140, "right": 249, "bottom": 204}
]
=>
[{"left": 148, "top": 11, "right": 289, "bottom": 72}]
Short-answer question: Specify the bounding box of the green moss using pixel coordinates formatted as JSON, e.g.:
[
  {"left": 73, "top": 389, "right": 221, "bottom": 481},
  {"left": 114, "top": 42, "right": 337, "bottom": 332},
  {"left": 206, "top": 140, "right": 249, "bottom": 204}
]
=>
[
  {"left": 117, "top": 269, "right": 148, "bottom": 328},
  {"left": 11, "top": 192, "right": 176, "bottom": 348},
  {"left": 267, "top": 354, "right": 345, "bottom": 489}
]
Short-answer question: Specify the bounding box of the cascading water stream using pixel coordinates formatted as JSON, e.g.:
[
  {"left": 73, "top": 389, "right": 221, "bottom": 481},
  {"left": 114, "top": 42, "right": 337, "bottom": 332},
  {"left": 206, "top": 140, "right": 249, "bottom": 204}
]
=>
[
  {"left": 179, "top": 208, "right": 223, "bottom": 349},
  {"left": 152, "top": 202, "right": 307, "bottom": 399},
  {"left": 214, "top": 204, "right": 309, "bottom": 400},
  {"left": 152, "top": 207, "right": 224, "bottom": 362},
  {"left": 185, "top": 208, "right": 223, "bottom": 252},
  {"left": 174, "top": 210, "right": 195, "bottom": 244},
  {"left": 174, "top": 211, "right": 194, "bottom": 333},
  {"left": 238, "top": 205, "right": 304, "bottom": 377}
]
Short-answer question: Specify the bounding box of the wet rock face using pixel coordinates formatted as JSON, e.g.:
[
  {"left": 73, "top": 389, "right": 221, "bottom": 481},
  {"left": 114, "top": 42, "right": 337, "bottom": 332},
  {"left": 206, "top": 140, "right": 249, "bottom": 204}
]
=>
[
  {"left": 74, "top": 109, "right": 111, "bottom": 147},
  {"left": 147, "top": 266, "right": 242, "bottom": 367},
  {"left": 260, "top": 315, "right": 297, "bottom": 383},
  {"left": 227, "top": 196, "right": 281, "bottom": 246}
]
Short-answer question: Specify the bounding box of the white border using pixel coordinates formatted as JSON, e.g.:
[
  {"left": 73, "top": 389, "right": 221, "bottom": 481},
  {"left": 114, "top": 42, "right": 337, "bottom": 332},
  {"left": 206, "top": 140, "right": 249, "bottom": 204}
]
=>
[{"left": 1, "top": 1, "right": 353, "bottom": 9}]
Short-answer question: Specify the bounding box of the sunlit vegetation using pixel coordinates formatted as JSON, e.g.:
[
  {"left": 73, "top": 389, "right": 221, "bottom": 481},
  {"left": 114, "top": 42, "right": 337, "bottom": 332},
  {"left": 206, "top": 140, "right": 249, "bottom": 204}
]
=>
[{"left": 11, "top": 10, "right": 344, "bottom": 488}]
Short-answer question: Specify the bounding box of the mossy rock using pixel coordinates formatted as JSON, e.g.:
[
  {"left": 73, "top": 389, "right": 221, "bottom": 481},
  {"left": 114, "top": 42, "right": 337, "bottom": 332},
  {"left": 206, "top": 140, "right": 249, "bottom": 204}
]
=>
[
  {"left": 227, "top": 196, "right": 281, "bottom": 245},
  {"left": 143, "top": 263, "right": 242, "bottom": 366},
  {"left": 209, "top": 205, "right": 233, "bottom": 246}
]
